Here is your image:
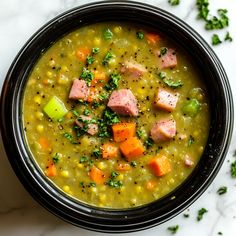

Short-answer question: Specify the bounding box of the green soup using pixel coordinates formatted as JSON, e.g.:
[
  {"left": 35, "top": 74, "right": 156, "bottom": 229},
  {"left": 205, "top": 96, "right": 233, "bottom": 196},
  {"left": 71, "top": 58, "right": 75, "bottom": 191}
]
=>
[{"left": 23, "top": 22, "right": 210, "bottom": 208}]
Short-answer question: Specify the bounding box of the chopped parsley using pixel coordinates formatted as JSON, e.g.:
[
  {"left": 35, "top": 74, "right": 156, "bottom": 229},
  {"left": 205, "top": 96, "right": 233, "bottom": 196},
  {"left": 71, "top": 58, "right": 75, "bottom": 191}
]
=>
[
  {"left": 225, "top": 31, "right": 233, "bottom": 42},
  {"left": 167, "top": 225, "right": 179, "bottom": 234},
  {"left": 80, "top": 156, "right": 88, "bottom": 163},
  {"left": 205, "top": 9, "right": 229, "bottom": 30},
  {"left": 102, "top": 51, "right": 114, "bottom": 66},
  {"left": 111, "top": 171, "right": 119, "bottom": 178},
  {"left": 136, "top": 129, "right": 144, "bottom": 138},
  {"left": 196, "top": 0, "right": 209, "bottom": 20},
  {"left": 86, "top": 55, "right": 94, "bottom": 65},
  {"left": 160, "top": 47, "right": 168, "bottom": 56},
  {"left": 63, "top": 132, "right": 77, "bottom": 144},
  {"left": 105, "top": 73, "right": 121, "bottom": 91},
  {"left": 158, "top": 71, "right": 183, "bottom": 88},
  {"left": 158, "top": 71, "right": 167, "bottom": 79},
  {"left": 131, "top": 161, "right": 137, "bottom": 167},
  {"left": 231, "top": 160, "right": 236, "bottom": 177},
  {"left": 212, "top": 34, "right": 222, "bottom": 45},
  {"left": 80, "top": 67, "right": 94, "bottom": 86},
  {"left": 52, "top": 153, "right": 60, "bottom": 164},
  {"left": 72, "top": 109, "right": 79, "bottom": 117},
  {"left": 90, "top": 182, "right": 96, "bottom": 187},
  {"left": 217, "top": 186, "right": 227, "bottom": 195},
  {"left": 145, "top": 138, "right": 154, "bottom": 148},
  {"left": 197, "top": 208, "right": 208, "bottom": 221},
  {"left": 183, "top": 213, "right": 190, "bottom": 218},
  {"left": 168, "top": 0, "right": 180, "bottom": 6},
  {"left": 103, "top": 28, "right": 113, "bottom": 40},
  {"left": 92, "top": 47, "right": 100, "bottom": 54},
  {"left": 136, "top": 31, "right": 144, "bottom": 39},
  {"left": 103, "top": 108, "right": 120, "bottom": 125},
  {"left": 108, "top": 179, "right": 123, "bottom": 188},
  {"left": 93, "top": 148, "right": 102, "bottom": 158},
  {"left": 188, "top": 135, "right": 195, "bottom": 146},
  {"left": 83, "top": 108, "right": 90, "bottom": 116}
]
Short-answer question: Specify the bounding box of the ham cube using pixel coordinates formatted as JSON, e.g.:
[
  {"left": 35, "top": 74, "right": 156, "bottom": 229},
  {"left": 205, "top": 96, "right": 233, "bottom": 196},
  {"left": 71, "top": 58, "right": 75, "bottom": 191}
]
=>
[
  {"left": 151, "top": 119, "right": 176, "bottom": 143},
  {"left": 159, "top": 48, "right": 177, "bottom": 69},
  {"left": 120, "top": 60, "right": 147, "bottom": 79},
  {"left": 184, "top": 155, "right": 194, "bottom": 167},
  {"left": 107, "top": 89, "right": 138, "bottom": 116},
  {"left": 75, "top": 115, "right": 98, "bottom": 136},
  {"left": 69, "top": 79, "right": 89, "bottom": 100},
  {"left": 154, "top": 89, "right": 179, "bottom": 112}
]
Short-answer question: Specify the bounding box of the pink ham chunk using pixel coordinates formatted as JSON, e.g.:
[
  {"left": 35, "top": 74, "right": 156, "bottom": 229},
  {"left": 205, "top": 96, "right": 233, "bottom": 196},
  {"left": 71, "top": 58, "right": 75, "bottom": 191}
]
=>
[
  {"left": 154, "top": 89, "right": 179, "bottom": 112},
  {"left": 69, "top": 79, "right": 89, "bottom": 100},
  {"left": 107, "top": 89, "right": 138, "bottom": 116},
  {"left": 159, "top": 48, "right": 177, "bottom": 69},
  {"left": 151, "top": 119, "right": 176, "bottom": 143},
  {"left": 120, "top": 60, "right": 147, "bottom": 79},
  {"left": 75, "top": 115, "right": 98, "bottom": 136},
  {"left": 184, "top": 155, "right": 194, "bottom": 167}
]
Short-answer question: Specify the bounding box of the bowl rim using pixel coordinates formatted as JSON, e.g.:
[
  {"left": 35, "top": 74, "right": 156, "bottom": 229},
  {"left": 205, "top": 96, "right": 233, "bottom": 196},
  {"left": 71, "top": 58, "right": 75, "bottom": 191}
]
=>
[{"left": 0, "top": 0, "right": 234, "bottom": 233}]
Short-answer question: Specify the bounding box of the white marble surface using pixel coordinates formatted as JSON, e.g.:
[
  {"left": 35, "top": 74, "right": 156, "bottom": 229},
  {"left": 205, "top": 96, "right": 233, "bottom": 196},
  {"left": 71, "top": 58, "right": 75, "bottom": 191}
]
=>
[{"left": 1, "top": 0, "right": 236, "bottom": 235}]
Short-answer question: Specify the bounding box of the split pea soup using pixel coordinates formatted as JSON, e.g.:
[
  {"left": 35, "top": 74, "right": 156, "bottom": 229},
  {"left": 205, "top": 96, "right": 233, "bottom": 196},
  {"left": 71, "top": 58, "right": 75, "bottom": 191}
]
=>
[{"left": 23, "top": 22, "right": 210, "bottom": 209}]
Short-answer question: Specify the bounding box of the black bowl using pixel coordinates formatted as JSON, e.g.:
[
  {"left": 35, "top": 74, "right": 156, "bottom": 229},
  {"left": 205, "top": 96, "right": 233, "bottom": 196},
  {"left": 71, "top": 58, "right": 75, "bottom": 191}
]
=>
[{"left": 0, "top": 1, "right": 234, "bottom": 233}]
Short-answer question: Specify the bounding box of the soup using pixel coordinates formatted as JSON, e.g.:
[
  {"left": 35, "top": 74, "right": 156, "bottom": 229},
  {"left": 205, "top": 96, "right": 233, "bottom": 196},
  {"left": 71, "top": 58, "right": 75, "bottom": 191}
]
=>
[{"left": 23, "top": 22, "right": 210, "bottom": 208}]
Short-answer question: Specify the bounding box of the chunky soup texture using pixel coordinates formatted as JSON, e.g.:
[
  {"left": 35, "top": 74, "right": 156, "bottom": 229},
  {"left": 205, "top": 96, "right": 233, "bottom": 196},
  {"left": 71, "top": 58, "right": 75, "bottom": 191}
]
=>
[{"left": 23, "top": 22, "right": 210, "bottom": 208}]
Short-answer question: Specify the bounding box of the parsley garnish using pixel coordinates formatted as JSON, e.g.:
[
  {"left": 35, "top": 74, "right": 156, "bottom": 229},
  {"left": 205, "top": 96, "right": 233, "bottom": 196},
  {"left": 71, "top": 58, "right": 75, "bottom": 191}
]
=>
[
  {"left": 90, "top": 182, "right": 96, "bottom": 187},
  {"left": 197, "top": 208, "right": 208, "bottom": 221},
  {"left": 212, "top": 34, "right": 222, "bottom": 45},
  {"left": 196, "top": 0, "right": 209, "bottom": 20},
  {"left": 105, "top": 73, "right": 121, "bottom": 91},
  {"left": 52, "top": 153, "right": 60, "bottom": 164},
  {"left": 136, "top": 129, "right": 144, "bottom": 138},
  {"left": 167, "top": 225, "right": 179, "bottom": 234},
  {"left": 80, "top": 156, "right": 88, "bottom": 163},
  {"left": 103, "top": 108, "right": 120, "bottom": 125},
  {"left": 160, "top": 47, "right": 168, "bottom": 56},
  {"left": 145, "top": 138, "right": 154, "bottom": 148},
  {"left": 93, "top": 148, "right": 102, "bottom": 158},
  {"left": 188, "top": 135, "right": 195, "bottom": 146},
  {"left": 63, "top": 132, "right": 77, "bottom": 144},
  {"left": 158, "top": 71, "right": 183, "bottom": 88},
  {"left": 86, "top": 55, "right": 94, "bottom": 65},
  {"left": 111, "top": 171, "right": 119, "bottom": 178},
  {"left": 80, "top": 67, "right": 94, "bottom": 86},
  {"left": 205, "top": 9, "right": 229, "bottom": 30},
  {"left": 217, "top": 186, "right": 227, "bottom": 195},
  {"left": 231, "top": 161, "right": 236, "bottom": 177},
  {"left": 136, "top": 31, "right": 144, "bottom": 39},
  {"left": 84, "top": 108, "right": 90, "bottom": 116},
  {"left": 225, "top": 32, "right": 233, "bottom": 42},
  {"left": 72, "top": 109, "right": 79, "bottom": 117},
  {"left": 92, "top": 47, "right": 100, "bottom": 54},
  {"left": 131, "top": 161, "right": 137, "bottom": 167},
  {"left": 158, "top": 71, "right": 167, "bottom": 79},
  {"left": 102, "top": 51, "right": 114, "bottom": 66},
  {"left": 107, "top": 171, "right": 123, "bottom": 188},
  {"left": 103, "top": 28, "right": 113, "bottom": 40},
  {"left": 168, "top": 0, "right": 180, "bottom": 6},
  {"left": 183, "top": 213, "right": 189, "bottom": 218}
]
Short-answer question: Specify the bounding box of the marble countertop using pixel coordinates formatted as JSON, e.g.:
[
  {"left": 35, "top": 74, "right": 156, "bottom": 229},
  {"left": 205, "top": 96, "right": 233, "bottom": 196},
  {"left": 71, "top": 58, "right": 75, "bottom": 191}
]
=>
[{"left": 1, "top": 0, "right": 236, "bottom": 235}]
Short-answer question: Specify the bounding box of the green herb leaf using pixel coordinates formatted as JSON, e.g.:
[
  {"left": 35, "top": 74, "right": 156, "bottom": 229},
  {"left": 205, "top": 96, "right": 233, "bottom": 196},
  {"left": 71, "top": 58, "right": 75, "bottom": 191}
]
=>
[
  {"left": 136, "top": 31, "right": 144, "bottom": 39},
  {"left": 92, "top": 47, "right": 100, "bottom": 54},
  {"left": 196, "top": 0, "right": 209, "bottom": 20},
  {"left": 104, "top": 28, "right": 113, "bottom": 40},
  {"left": 162, "top": 78, "right": 183, "bottom": 88},
  {"left": 212, "top": 34, "right": 222, "bottom": 45},
  {"left": 231, "top": 161, "right": 236, "bottom": 177},
  {"left": 90, "top": 182, "right": 96, "bottom": 187},
  {"left": 183, "top": 213, "right": 189, "bottom": 218},
  {"left": 93, "top": 148, "right": 102, "bottom": 158},
  {"left": 84, "top": 108, "right": 90, "bottom": 116},
  {"left": 158, "top": 71, "right": 167, "bottom": 80},
  {"left": 188, "top": 135, "right": 195, "bottom": 146},
  {"left": 111, "top": 171, "right": 119, "bottom": 178},
  {"left": 86, "top": 55, "right": 94, "bottom": 65},
  {"left": 103, "top": 108, "right": 120, "bottom": 125},
  {"left": 63, "top": 132, "right": 77, "bottom": 144},
  {"left": 102, "top": 51, "right": 114, "bottom": 66},
  {"left": 145, "top": 138, "right": 154, "bottom": 149},
  {"left": 168, "top": 0, "right": 180, "bottom": 6},
  {"left": 131, "top": 161, "right": 137, "bottom": 167},
  {"left": 136, "top": 129, "right": 144, "bottom": 138},
  {"left": 167, "top": 225, "right": 179, "bottom": 234},
  {"left": 205, "top": 9, "right": 229, "bottom": 30},
  {"left": 217, "top": 186, "right": 227, "bottom": 195},
  {"left": 108, "top": 179, "right": 123, "bottom": 188},
  {"left": 52, "top": 153, "right": 60, "bottom": 164},
  {"left": 80, "top": 156, "right": 88, "bottom": 163},
  {"left": 160, "top": 47, "right": 168, "bottom": 56},
  {"left": 72, "top": 109, "right": 80, "bottom": 117},
  {"left": 105, "top": 73, "right": 121, "bottom": 91},
  {"left": 197, "top": 208, "right": 208, "bottom": 221},
  {"left": 80, "top": 67, "right": 94, "bottom": 86},
  {"left": 225, "top": 32, "right": 233, "bottom": 42}
]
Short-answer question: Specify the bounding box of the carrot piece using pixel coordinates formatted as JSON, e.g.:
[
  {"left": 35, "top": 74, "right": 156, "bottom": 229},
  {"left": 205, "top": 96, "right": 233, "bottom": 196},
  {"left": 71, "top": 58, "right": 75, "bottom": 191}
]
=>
[
  {"left": 76, "top": 47, "right": 90, "bottom": 61},
  {"left": 146, "top": 33, "right": 161, "bottom": 44},
  {"left": 45, "top": 163, "right": 57, "bottom": 177},
  {"left": 116, "top": 163, "right": 131, "bottom": 171},
  {"left": 119, "top": 137, "right": 145, "bottom": 161},
  {"left": 148, "top": 155, "right": 171, "bottom": 177},
  {"left": 89, "top": 166, "right": 105, "bottom": 184},
  {"left": 39, "top": 137, "right": 50, "bottom": 151},
  {"left": 146, "top": 180, "right": 156, "bottom": 190},
  {"left": 102, "top": 142, "right": 118, "bottom": 159},
  {"left": 112, "top": 122, "right": 136, "bottom": 142},
  {"left": 92, "top": 71, "right": 107, "bottom": 86}
]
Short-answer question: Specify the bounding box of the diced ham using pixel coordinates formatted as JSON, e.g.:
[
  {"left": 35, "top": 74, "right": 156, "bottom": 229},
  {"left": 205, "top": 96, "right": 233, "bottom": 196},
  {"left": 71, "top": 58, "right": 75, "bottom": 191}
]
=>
[
  {"left": 69, "top": 79, "right": 89, "bottom": 100},
  {"left": 184, "top": 155, "right": 194, "bottom": 167},
  {"left": 107, "top": 89, "right": 138, "bottom": 116},
  {"left": 75, "top": 115, "right": 98, "bottom": 136},
  {"left": 151, "top": 119, "right": 176, "bottom": 143},
  {"left": 154, "top": 89, "right": 179, "bottom": 112},
  {"left": 158, "top": 48, "right": 177, "bottom": 69},
  {"left": 120, "top": 60, "right": 147, "bottom": 79}
]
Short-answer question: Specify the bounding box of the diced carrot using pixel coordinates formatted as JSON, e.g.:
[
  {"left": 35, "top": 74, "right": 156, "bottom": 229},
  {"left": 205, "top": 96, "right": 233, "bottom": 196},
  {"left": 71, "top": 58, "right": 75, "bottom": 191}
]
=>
[
  {"left": 39, "top": 137, "right": 50, "bottom": 151},
  {"left": 146, "top": 33, "right": 161, "bottom": 44},
  {"left": 89, "top": 166, "right": 105, "bottom": 184},
  {"left": 112, "top": 122, "right": 136, "bottom": 142},
  {"left": 119, "top": 137, "right": 145, "bottom": 161},
  {"left": 76, "top": 47, "right": 90, "bottom": 61},
  {"left": 45, "top": 163, "right": 57, "bottom": 177},
  {"left": 65, "top": 111, "right": 73, "bottom": 119},
  {"left": 102, "top": 142, "right": 118, "bottom": 159},
  {"left": 148, "top": 155, "right": 171, "bottom": 177},
  {"left": 87, "top": 87, "right": 98, "bottom": 103},
  {"left": 146, "top": 180, "right": 156, "bottom": 190},
  {"left": 116, "top": 163, "right": 131, "bottom": 171},
  {"left": 91, "top": 71, "right": 107, "bottom": 86}
]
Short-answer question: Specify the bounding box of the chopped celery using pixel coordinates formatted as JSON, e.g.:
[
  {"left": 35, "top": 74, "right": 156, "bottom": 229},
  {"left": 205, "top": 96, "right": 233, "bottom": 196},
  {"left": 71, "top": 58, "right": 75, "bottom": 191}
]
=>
[
  {"left": 43, "top": 96, "right": 68, "bottom": 121},
  {"left": 182, "top": 98, "right": 200, "bottom": 117}
]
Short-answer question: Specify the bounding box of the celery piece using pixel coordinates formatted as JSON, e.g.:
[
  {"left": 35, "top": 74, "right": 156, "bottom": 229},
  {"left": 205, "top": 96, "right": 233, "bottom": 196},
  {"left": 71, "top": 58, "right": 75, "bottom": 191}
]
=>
[
  {"left": 182, "top": 98, "right": 200, "bottom": 117},
  {"left": 43, "top": 96, "right": 68, "bottom": 121}
]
